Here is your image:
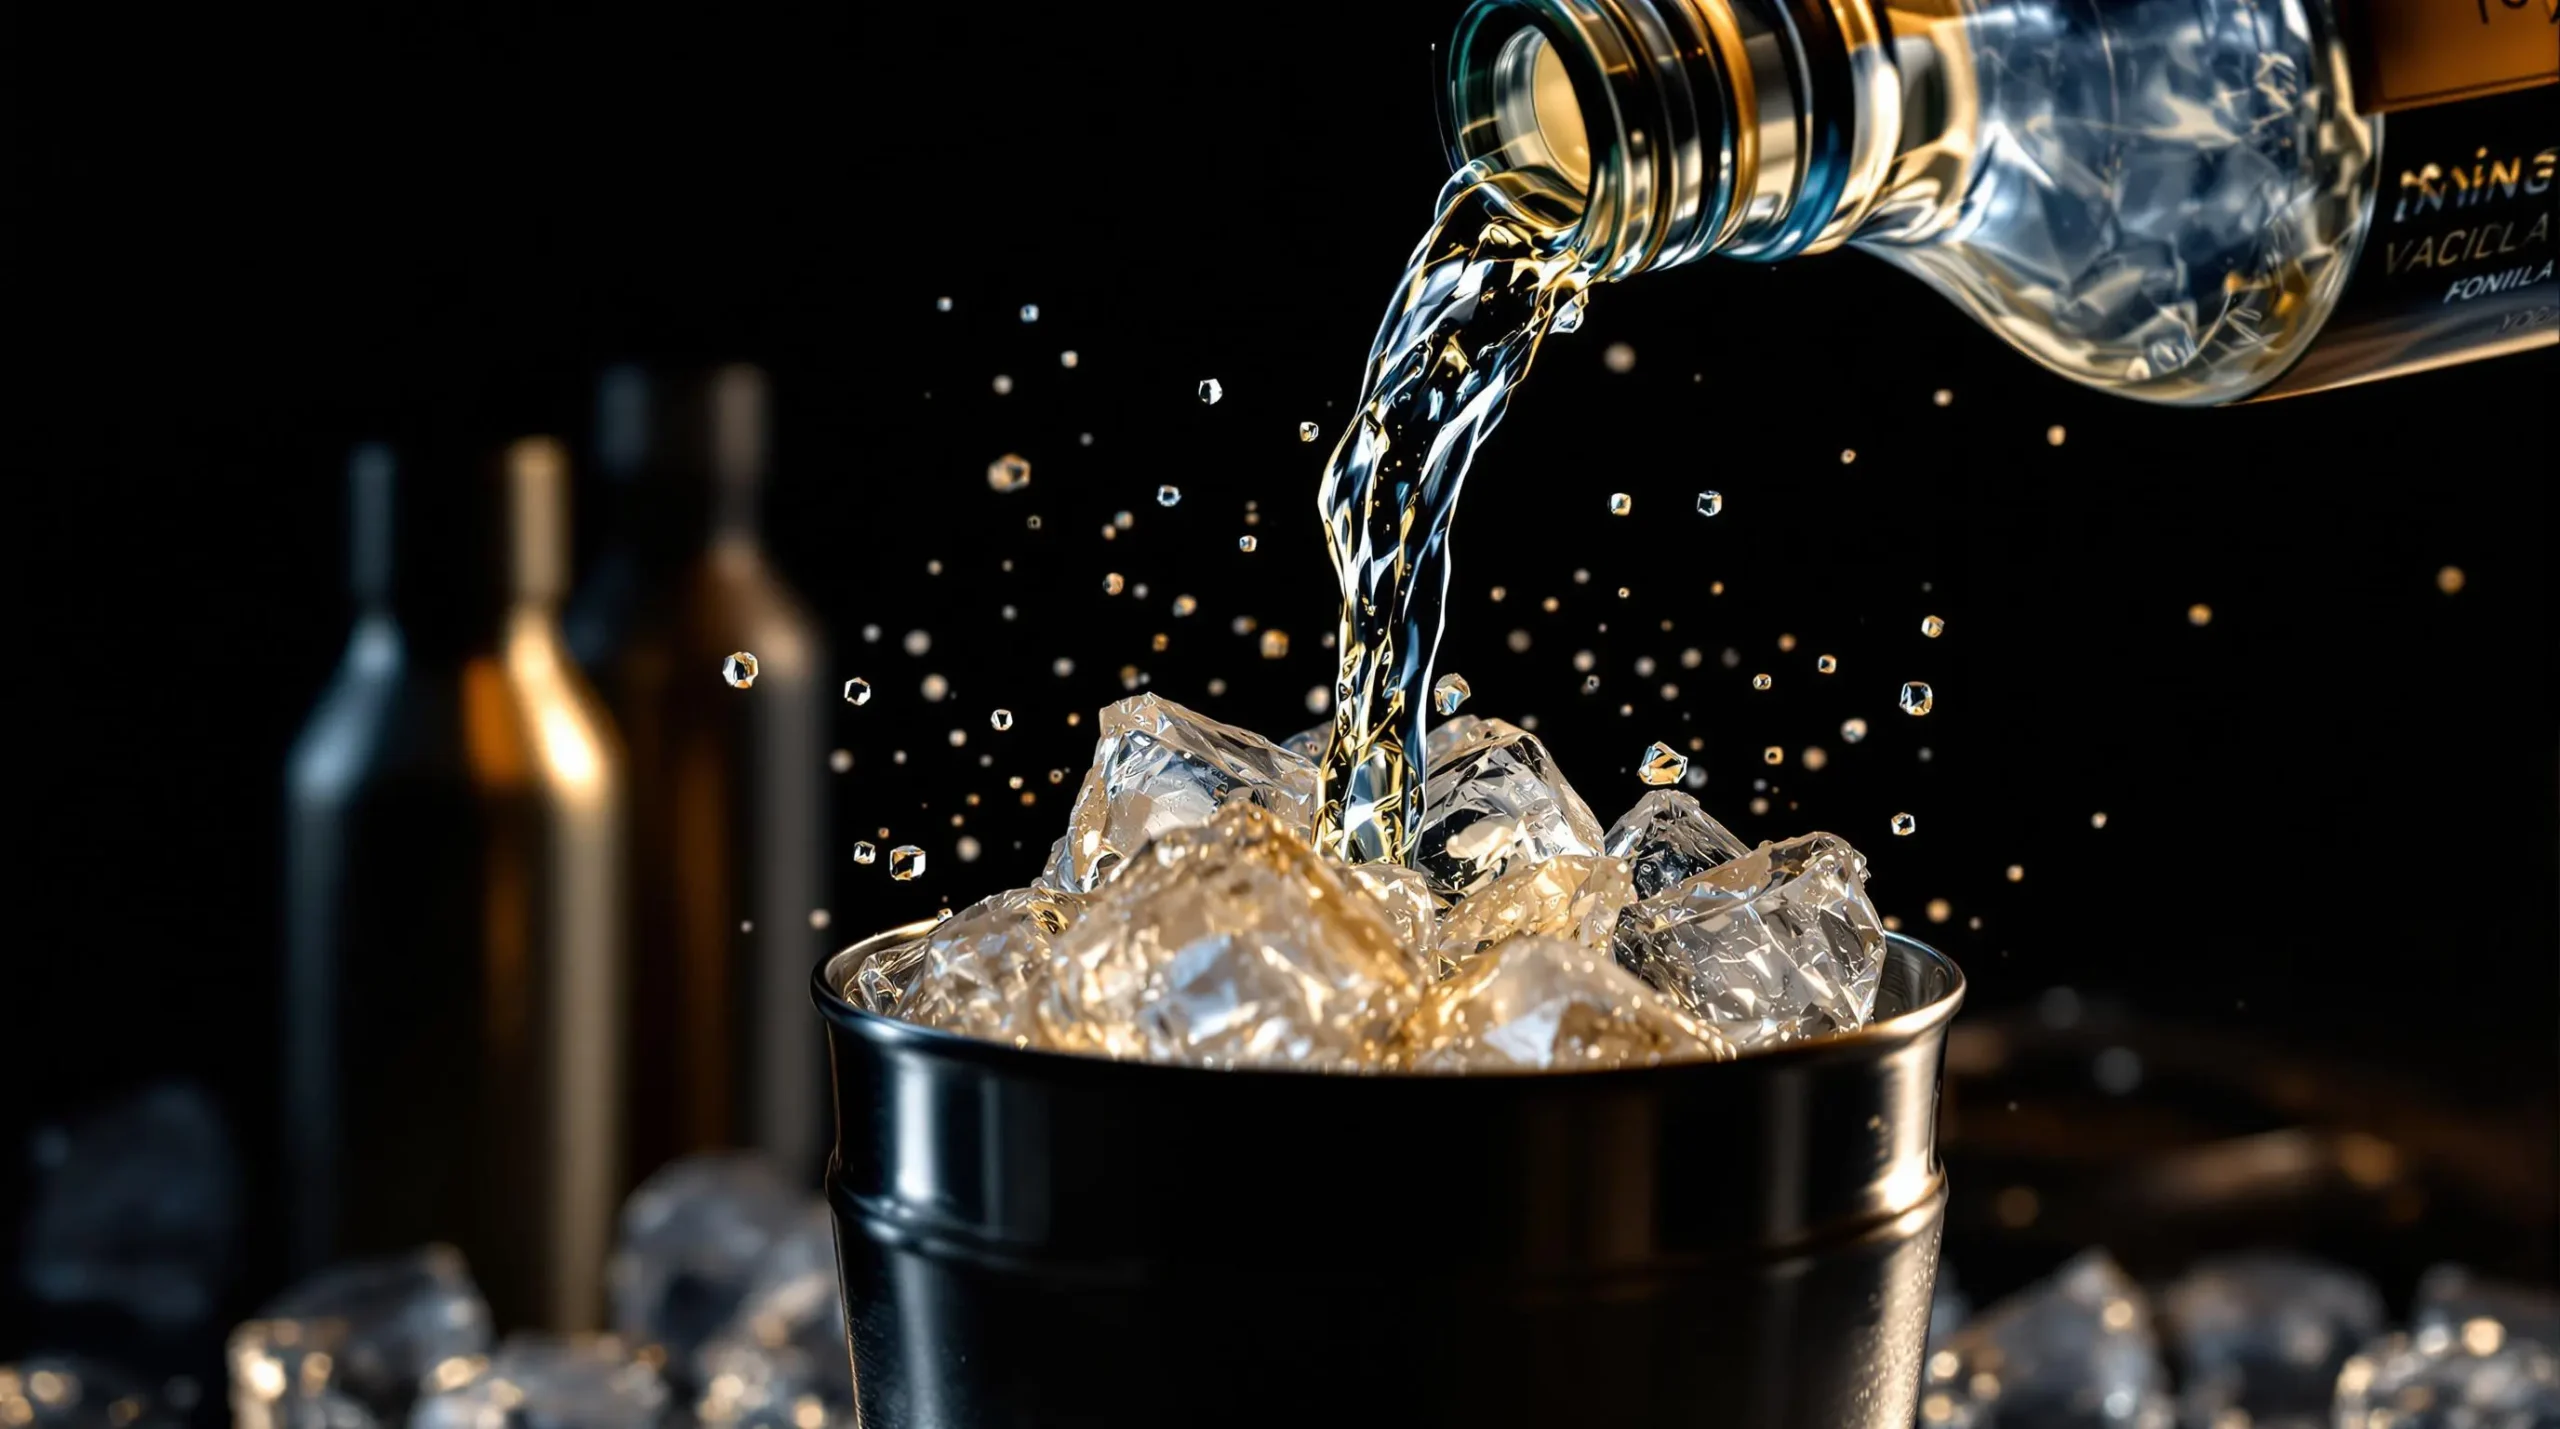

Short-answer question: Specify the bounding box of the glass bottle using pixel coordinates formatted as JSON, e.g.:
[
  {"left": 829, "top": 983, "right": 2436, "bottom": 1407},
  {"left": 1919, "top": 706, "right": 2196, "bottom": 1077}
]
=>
[
  {"left": 566, "top": 364, "right": 830, "bottom": 1186},
  {"left": 1442, "top": 0, "right": 2555, "bottom": 403},
  {"left": 283, "top": 437, "right": 626, "bottom": 1330}
]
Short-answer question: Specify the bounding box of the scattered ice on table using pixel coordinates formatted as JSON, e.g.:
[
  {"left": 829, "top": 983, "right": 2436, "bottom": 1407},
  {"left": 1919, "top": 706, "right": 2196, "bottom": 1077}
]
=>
[
  {"left": 1413, "top": 717, "right": 1606, "bottom": 900},
  {"left": 410, "top": 1334, "right": 667, "bottom": 1429},
  {"left": 2414, "top": 1264, "right": 2560, "bottom": 1352},
  {"left": 21, "top": 1080, "right": 240, "bottom": 1334},
  {"left": 1038, "top": 803, "right": 1420, "bottom": 1068},
  {"left": 1053, "top": 694, "right": 1318, "bottom": 893},
  {"left": 608, "top": 1156, "right": 808, "bottom": 1370},
  {"left": 690, "top": 1204, "right": 852, "bottom": 1424},
  {"left": 1433, "top": 853, "right": 1635, "bottom": 973},
  {"left": 2335, "top": 1321, "right": 2560, "bottom": 1427},
  {"left": 1917, "top": 1251, "right": 2173, "bottom": 1428},
  {"left": 1603, "top": 789, "right": 1750, "bottom": 898},
  {"left": 1614, "top": 832, "right": 1885, "bottom": 1048},
  {"left": 2, "top": 1356, "right": 183, "bottom": 1428},
  {"left": 245, "top": 1245, "right": 491, "bottom": 1419},
  {"left": 230, "top": 1318, "right": 384, "bottom": 1429},
  {"left": 2159, "top": 1254, "right": 2384, "bottom": 1429},
  {"left": 1409, "top": 935, "right": 1731, "bottom": 1071}
]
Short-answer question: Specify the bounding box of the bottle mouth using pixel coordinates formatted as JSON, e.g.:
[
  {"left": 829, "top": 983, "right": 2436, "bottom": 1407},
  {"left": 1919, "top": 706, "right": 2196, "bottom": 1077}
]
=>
[{"left": 1443, "top": 0, "right": 1739, "bottom": 280}]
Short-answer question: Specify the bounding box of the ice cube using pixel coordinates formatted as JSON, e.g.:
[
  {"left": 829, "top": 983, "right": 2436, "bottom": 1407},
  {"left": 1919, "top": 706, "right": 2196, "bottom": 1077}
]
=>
[
  {"left": 691, "top": 1204, "right": 852, "bottom": 1422},
  {"left": 1612, "top": 831, "right": 1885, "bottom": 1047},
  {"left": 1056, "top": 695, "right": 1319, "bottom": 892},
  {"left": 21, "top": 1080, "right": 240, "bottom": 1333},
  {"left": 2158, "top": 1254, "right": 2384, "bottom": 1429},
  {"left": 1037, "top": 802, "right": 1420, "bottom": 1068},
  {"left": 1409, "top": 935, "right": 1731, "bottom": 1071},
  {"left": 2414, "top": 1264, "right": 2560, "bottom": 1353},
  {"left": 1280, "top": 723, "right": 1329, "bottom": 762},
  {"left": 892, "top": 887, "right": 1081, "bottom": 1043},
  {"left": 607, "top": 1156, "right": 807, "bottom": 1369},
  {"left": 1, "top": 1356, "right": 184, "bottom": 1428},
  {"left": 2334, "top": 1322, "right": 2560, "bottom": 1427},
  {"left": 409, "top": 1335, "right": 667, "bottom": 1429},
  {"left": 1433, "top": 853, "right": 1636, "bottom": 973},
  {"left": 1413, "top": 717, "right": 1606, "bottom": 900},
  {"left": 230, "top": 1319, "right": 387, "bottom": 1429},
  {"left": 1603, "top": 789, "right": 1751, "bottom": 898},
  {"left": 248, "top": 1246, "right": 492, "bottom": 1418},
  {"left": 1345, "top": 861, "right": 1440, "bottom": 974},
  {"left": 1917, "top": 1251, "right": 2173, "bottom": 1428}
]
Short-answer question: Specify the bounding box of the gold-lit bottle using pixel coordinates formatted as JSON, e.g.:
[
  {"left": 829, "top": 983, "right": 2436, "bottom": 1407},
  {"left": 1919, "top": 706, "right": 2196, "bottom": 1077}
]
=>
[
  {"left": 567, "top": 365, "right": 830, "bottom": 1185},
  {"left": 283, "top": 437, "right": 626, "bottom": 1330},
  {"left": 1442, "top": 0, "right": 2554, "bottom": 402}
]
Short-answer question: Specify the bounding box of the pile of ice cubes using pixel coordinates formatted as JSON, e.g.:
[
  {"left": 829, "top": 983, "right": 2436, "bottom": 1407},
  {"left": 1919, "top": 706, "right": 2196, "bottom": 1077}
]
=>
[
  {"left": 851, "top": 694, "right": 1892, "bottom": 1070},
  {"left": 1920, "top": 1251, "right": 2559, "bottom": 1428},
  {"left": 219, "top": 1156, "right": 849, "bottom": 1429}
]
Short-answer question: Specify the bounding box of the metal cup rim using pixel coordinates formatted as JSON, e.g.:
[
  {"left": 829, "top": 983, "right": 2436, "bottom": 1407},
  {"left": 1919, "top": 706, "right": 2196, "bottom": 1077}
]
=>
[{"left": 814, "top": 919, "right": 1961, "bottom": 1081}]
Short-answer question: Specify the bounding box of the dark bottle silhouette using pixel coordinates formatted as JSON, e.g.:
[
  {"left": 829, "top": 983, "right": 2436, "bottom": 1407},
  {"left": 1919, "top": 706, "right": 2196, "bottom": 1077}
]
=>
[
  {"left": 284, "top": 436, "right": 627, "bottom": 1330},
  {"left": 566, "top": 364, "right": 829, "bottom": 1186}
]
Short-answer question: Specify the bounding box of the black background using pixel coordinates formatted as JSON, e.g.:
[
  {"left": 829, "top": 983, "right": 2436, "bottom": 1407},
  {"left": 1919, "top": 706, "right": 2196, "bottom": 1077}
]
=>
[{"left": 14, "top": 0, "right": 2556, "bottom": 1365}]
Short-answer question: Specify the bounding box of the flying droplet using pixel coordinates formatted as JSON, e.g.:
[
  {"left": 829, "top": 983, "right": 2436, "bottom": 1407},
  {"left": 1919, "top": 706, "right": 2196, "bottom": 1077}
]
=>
[
  {"left": 722, "top": 652, "right": 759, "bottom": 688},
  {"left": 828, "top": 749, "right": 853, "bottom": 773},
  {"left": 920, "top": 673, "right": 949, "bottom": 702},
  {"left": 2006, "top": 864, "right": 2024, "bottom": 882},
  {"left": 1926, "top": 898, "right": 1952, "bottom": 924},
  {"left": 957, "top": 836, "right": 983, "bottom": 863},
  {"left": 1608, "top": 492, "right": 1632, "bottom": 515},
  {"left": 1259, "top": 630, "right": 1290, "bottom": 660},
  {"left": 1019, "top": 303, "right": 1040, "bottom": 322},
  {"left": 903, "top": 629, "right": 931, "bottom": 657},
  {"left": 1603, "top": 342, "right": 1636, "bottom": 373},
  {"left": 1238, "top": 535, "right": 1258, "bottom": 552},
  {"left": 2187, "top": 603, "right": 2213, "bottom": 627},
  {"left": 1696, "top": 491, "right": 1724, "bottom": 518},
  {"left": 1891, "top": 812, "right": 1917, "bottom": 837},
  {"left": 991, "top": 374, "right": 1014, "bottom": 395},
  {"left": 934, "top": 296, "right": 953, "bottom": 312},
  {"left": 1059, "top": 350, "right": 1079, "bottom": 368},
  {"left": 989, "top": 709, "right": 1013, "bottom": 731},
  {"left": 1113, "top": 510, "right": 1134, "bottom": 530},
  {"left": 1157, "top": 484, "right": 1181, "bottom": 507},
  {"left": 2437, "top": 565, "right": 2466, "bottom": 594},
  {"left": 1816, "top": 654, "right": 1838, "bottom": 674},
  {"left": 1305, "top": 686, "right": 1331, "bottom": 714},
  {"left": 888, "top": 845, "right": 927, "bottom": 881},
  {"left": 1103, "top": 573, "right": 1125, "bottom": 595},
  {"left": 1198, "top": 378, "right": 1224, "bottom": 405},
  {"left": 1507, "top": 629, "right": 1532, "bottom": 653},
  {"left": 1638, "top": 741, "right": 1688, "bottom": 786},
  {"left": 2090, "top": 811, "right": 2108, "bottom": 829},
  {"left": 1751, "top": 673, "right": 1772, "bottom": 691},
  {"left": 1842, "top": 717, "right": 1869, "bottom": 744},
  {"left": 1051, "top": 657, "right": 1075, "bottom": 678},
  {"left": 842, "top": 677, "right": 872, "bottom": 705},
  {"left": 1171, "top": 594, "right": 1198, "bottom": 617},
  {"left": 1433, "top": 673, "right": 1471, "bottom": 715},
  {"left": 1299, "top": 421, "right": 1321, "bottom": 443},
  {"left": 1776, "top": 633, "right": 1797, "bottom": 652},
  {"left": 1932, "top": 388, "right": 1953, "bottom": 407},
  {"left": 852, "top": 841, "right": 877, "bottom": 865},
  {"left": 1921, "top": 615, "right": 1945, "bottom": 638},
  {"left": 2045, "top": 424, "right": 2068, "bottom": 447},
  {"left": 1801, "top": 746, "right": 1829, "bottom": 771},
  {"left": 1899, "top": 681, "right": 1934, "bottom": 716},
  {"left": 809, "top": 909, "right": 832, "bottom": 930},
  {"left": 1582, "top": 675, "right": 1601, "bottom": 693},
  {"left": 1840, "top": 449, "right": 1857, "bottom": 465}
]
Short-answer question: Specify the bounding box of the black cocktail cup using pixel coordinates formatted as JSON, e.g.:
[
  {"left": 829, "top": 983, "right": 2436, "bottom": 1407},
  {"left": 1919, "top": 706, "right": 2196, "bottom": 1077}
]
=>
[{"left": 815, "top": 926, "right": 1963, "bottom": 1428}]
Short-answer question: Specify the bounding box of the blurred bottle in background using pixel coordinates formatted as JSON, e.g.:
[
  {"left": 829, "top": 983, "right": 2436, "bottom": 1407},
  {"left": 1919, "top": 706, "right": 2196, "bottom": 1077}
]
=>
[
  {"left": 283, "top": 435, "right": 627, "bottom": 1331},
  {"left": 568, "top": 364, "right": 830, "bottom": 1189}
]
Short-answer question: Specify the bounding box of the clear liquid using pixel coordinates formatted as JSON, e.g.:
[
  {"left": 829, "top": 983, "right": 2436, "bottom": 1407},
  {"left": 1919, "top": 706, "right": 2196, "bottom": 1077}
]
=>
[{"left": 1311, "top": 172, "right": 1586, "bottom": 864}]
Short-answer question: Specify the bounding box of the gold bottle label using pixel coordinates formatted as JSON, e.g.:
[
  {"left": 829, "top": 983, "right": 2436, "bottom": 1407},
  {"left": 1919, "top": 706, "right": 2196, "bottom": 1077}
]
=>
[
  {"left": 2338, "top": 0, "right": 2557, "bottom": 112},
  {"left": 2253, "top": 85, "right": 2556, "bottom": 399}
]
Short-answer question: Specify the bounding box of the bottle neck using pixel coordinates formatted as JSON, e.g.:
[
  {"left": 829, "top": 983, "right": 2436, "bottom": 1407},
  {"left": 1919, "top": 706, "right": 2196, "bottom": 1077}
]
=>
[
  {"left": 350, "top": 436, "right": 573, "bottom": 646},
  {"left": 1444, "top": 0, "right": 1961, "bottom": 276}
]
